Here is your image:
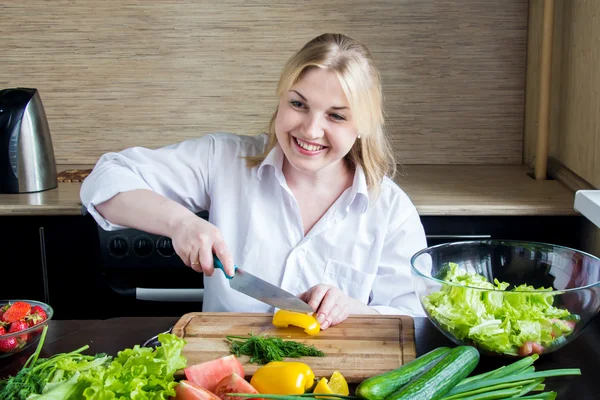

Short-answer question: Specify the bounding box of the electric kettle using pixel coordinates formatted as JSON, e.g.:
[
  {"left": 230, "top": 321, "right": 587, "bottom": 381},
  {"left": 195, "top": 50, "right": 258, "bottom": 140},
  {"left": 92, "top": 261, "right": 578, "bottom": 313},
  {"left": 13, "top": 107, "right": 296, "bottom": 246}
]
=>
[{"left": 0, "top": 88, "right": 58, "bottom": 193}]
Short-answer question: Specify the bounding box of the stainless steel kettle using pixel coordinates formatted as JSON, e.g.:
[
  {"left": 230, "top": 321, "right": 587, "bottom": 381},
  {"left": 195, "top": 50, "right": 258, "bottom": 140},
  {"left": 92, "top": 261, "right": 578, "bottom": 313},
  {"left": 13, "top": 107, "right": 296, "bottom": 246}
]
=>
[{"left": 0, "top": 88, "right": 58, "bottom": 193}]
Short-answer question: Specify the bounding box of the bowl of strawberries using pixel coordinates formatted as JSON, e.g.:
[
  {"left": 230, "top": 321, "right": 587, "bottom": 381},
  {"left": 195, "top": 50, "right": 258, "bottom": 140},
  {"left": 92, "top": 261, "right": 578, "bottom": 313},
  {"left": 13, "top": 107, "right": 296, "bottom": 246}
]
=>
[{"left": 0, "top": 299, "right": 52, "bottom": 358}]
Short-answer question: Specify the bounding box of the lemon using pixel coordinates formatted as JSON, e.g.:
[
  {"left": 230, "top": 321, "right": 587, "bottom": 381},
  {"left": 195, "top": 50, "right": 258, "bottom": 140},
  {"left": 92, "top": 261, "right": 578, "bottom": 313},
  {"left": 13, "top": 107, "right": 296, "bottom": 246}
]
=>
[{"left": 313, "top": 371, "right": 349, "bottom": 398}]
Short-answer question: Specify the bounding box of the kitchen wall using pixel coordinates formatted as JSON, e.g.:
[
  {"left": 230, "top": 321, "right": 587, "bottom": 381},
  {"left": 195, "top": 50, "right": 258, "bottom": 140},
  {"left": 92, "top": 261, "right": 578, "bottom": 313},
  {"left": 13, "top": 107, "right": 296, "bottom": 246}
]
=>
[
  {"left": 1, "top": 0, "right": 528, "bottom": 165},
  {"left": 525, "top": 0, "right": 600, "bottom": 256}
]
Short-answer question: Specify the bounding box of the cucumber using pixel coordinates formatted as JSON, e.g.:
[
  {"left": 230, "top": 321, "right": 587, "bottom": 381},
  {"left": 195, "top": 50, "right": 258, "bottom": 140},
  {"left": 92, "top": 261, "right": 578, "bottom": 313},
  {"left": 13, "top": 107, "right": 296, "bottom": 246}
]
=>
[
  {"left": 384, "top": 346, "right": 480, "bottom": 400},
  {"left": 355, "top": 347, "right": 451, "bottom": 400}
]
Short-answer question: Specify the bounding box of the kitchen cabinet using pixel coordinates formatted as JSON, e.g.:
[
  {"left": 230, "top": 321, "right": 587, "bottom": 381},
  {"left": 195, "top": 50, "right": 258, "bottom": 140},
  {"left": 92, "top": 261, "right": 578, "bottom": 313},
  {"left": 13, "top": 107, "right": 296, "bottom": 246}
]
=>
[
  {"left": 421, "top": 216, "right": 583, "bottom": 248},
  {"left": 41, "top": 215, "right": 103, "bottom": 320},
  {"left": 0, "top": 215, "right": 99, "bottom": 319},
  {"left": 0, "top": 217, "right": 45, "bottom": 301}
]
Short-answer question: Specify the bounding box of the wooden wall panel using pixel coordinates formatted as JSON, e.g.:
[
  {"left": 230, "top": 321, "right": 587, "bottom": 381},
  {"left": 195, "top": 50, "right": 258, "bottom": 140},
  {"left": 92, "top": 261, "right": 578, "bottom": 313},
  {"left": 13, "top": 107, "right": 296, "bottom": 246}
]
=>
[
  {"left": 525, "top": 0, "right": 600, "bottom": 257},
  {"left": 1, "top": 0, "right": 527, "bottom": 165},
  {"left": 525, "top": 0, "right": 600, "bottom": 188}
]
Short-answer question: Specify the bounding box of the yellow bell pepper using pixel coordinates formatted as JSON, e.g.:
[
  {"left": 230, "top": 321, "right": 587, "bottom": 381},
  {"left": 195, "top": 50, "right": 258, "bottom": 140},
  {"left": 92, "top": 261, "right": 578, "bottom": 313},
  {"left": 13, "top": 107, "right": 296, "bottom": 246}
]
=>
[
  {"left": 272, "top": 309, "right": 321, "bottom": 335},
  {"left": 250, "top": 361, "right": 316, "bottom": 395}
]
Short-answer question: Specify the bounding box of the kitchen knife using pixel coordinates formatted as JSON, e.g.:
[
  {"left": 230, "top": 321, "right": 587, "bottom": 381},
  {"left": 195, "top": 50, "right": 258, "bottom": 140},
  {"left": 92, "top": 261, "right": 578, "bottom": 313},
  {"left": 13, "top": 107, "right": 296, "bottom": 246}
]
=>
[{"left": 213, "top": 255, "right": 315, "bottom": 314}]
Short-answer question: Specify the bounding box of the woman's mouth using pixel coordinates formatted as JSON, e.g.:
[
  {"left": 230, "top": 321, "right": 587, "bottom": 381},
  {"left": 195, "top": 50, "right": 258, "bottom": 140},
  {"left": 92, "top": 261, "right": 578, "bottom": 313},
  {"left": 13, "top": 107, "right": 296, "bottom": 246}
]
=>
[{"left": 293, "top": 137, "right": 326, "bottom": 155}]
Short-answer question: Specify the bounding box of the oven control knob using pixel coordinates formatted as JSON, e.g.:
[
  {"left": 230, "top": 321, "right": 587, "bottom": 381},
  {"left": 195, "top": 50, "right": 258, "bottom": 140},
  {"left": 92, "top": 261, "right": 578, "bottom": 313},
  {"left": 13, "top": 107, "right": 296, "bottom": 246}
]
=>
[
  {"left": 108, "top": 236, "right": 129, "bottom": 257},
  {"left": 133, "top": 236, "right": 154, "bottom": 257},
  {"left": 156, "top": 236, "right": 175, "bottom": 257}
]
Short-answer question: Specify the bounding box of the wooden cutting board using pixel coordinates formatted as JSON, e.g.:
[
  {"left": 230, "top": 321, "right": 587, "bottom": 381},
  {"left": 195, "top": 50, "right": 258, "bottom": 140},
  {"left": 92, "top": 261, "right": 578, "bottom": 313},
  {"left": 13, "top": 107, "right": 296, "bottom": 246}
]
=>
[{"left": 172, "top": 312, "right": 416, "bottom": 383}]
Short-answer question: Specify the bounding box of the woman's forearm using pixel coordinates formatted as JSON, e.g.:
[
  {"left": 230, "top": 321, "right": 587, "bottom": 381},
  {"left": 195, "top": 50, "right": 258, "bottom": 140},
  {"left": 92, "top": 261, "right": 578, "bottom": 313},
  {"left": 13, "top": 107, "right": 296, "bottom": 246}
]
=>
[{"left": 94, "top": 189, "right": 196, "bottom": 237}]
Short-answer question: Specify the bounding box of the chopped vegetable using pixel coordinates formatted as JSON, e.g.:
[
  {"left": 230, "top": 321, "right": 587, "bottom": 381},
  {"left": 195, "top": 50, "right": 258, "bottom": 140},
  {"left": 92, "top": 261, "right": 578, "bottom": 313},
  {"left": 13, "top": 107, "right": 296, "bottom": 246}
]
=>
[
  {"left": 312, "top": 371, "right": 349, "bottom": 397},
  {"left": 422, "top": 263, "right": 578, "bottom": 355},
  {"left": 213, "top": 372, "right": 261, "bottom": 400},
  {"left": 225, "top": 333, "right": 325, "bottom": 365},
  {"left": 272, "top": 310, "right": 321, "bottom": 336},
  {"left": 184, "top": 355, "right": 244, "bottom": 393}
]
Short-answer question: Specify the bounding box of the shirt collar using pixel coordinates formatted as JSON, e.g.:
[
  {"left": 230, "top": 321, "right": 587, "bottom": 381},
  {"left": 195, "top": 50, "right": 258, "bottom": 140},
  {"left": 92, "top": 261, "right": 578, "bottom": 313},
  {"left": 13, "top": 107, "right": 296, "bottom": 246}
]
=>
[
  {"left": 257, "top": 143, "right": 285, "bottom": 182},
  {"left": 346, "top": 164, "right": 370, "bottom": 214},
  {"left": 257, "top": 144, "right": 370, "bottom": 214}
]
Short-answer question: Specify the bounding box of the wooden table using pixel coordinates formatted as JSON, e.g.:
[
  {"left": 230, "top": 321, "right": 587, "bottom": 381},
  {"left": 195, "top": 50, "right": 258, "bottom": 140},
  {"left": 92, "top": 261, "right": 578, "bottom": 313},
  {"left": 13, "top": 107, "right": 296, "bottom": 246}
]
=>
[{"left": 1, "top": 316, "right": 598, "bottom": 398}]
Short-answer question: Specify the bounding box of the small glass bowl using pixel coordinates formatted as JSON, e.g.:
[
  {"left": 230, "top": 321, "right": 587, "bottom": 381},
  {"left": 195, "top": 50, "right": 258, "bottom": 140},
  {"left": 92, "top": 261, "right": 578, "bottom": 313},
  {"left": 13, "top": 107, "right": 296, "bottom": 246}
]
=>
[
  {"left": 0, "top": 299, "right": 53, "bottom": 359},
  {"left": 411, "top": 240, "right": 600, "bottom": 357}
]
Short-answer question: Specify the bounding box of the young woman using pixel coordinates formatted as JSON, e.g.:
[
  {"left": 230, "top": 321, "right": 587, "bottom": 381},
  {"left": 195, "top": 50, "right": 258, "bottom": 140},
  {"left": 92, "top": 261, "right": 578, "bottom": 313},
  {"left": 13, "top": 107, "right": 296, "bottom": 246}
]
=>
[{"left": 80, "top": 33, "right": 427, "bottom": 329}]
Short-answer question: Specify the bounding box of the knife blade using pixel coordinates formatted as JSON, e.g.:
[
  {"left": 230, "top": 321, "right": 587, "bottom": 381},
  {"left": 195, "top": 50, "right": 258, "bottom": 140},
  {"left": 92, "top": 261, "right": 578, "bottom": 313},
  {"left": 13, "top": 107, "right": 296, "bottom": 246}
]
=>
[{"left": 213, "top": 255, "right": 315, "bottom": 314}]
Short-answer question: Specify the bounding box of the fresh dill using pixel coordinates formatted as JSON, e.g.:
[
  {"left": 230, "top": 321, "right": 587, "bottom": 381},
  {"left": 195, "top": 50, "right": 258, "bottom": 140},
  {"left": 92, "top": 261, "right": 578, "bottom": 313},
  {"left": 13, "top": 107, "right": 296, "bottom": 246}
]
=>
[{"left": 225, "top": 333, "right": 325, "bottom": 365}]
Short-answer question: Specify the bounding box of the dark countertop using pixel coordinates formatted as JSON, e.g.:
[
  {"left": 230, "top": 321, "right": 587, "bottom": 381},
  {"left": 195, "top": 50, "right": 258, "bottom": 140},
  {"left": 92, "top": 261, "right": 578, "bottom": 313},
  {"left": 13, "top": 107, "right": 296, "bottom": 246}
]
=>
[{"left": 1, "top": 316, "right": 598, "bottom": 398}]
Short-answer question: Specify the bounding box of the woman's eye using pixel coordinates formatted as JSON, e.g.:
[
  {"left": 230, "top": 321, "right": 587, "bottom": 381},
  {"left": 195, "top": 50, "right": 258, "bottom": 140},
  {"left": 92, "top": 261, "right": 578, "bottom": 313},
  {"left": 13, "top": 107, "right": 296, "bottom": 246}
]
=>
[
  {"left": 330, "top": 113, "right": 346, "bottom": 121},
  {"left": 290, "top": 100, "right": 304, "bottom": 108}
]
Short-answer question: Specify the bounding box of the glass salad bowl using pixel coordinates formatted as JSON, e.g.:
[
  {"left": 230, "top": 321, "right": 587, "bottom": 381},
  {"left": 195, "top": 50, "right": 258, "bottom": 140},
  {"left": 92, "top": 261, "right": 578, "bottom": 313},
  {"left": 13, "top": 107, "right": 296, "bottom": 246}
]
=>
[
  {"left": 0, "top": 299, "right": 53, "bottom": 359},
  {"left": 411, "top": 240, "right": 600, "bottom": 357}
]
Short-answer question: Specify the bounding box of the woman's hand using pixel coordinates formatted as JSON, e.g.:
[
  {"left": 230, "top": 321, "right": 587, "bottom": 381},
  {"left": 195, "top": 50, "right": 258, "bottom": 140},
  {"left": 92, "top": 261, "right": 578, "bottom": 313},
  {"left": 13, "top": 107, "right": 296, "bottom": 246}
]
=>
[
  {"left": 169, "top": 214, "right": 235, "bottom": 276},
  {"left": 298, "top": 284, "right": 378, "bottom": 330}
]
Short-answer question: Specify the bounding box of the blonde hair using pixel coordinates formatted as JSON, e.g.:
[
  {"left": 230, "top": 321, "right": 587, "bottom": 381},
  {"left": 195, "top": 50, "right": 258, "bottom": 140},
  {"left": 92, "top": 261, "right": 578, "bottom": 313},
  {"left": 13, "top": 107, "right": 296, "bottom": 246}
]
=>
[{"left": 246, "top": 33, "right": 396, "bottom": 193}]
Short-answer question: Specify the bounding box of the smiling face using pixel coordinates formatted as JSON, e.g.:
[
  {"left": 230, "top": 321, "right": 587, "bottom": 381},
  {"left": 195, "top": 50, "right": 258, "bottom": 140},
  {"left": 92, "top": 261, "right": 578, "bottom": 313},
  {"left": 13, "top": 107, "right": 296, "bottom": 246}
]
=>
[{"left": 274, "top": 67, "right": 359, "bottom": 179}]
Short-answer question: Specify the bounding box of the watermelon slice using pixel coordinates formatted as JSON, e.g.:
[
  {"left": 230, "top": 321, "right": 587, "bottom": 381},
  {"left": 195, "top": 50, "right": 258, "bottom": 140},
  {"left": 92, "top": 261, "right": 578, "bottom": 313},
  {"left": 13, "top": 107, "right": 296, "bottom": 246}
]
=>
[
  {"left": 174, "top": 380, "right": 222, "bottom": 400},
  {"left": 213, "top": 372, "right": 264, "bottom": 400},
  {"left": 184, "top": 355, "right": 245, "bottom": 393}
]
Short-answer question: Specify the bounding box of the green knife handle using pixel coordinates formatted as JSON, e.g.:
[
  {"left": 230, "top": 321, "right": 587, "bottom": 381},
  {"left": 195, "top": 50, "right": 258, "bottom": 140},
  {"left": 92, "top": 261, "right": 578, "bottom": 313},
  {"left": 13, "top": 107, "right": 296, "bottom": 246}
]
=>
[{"left": 213, "top": 255, "right": 238, "bottom": 280}]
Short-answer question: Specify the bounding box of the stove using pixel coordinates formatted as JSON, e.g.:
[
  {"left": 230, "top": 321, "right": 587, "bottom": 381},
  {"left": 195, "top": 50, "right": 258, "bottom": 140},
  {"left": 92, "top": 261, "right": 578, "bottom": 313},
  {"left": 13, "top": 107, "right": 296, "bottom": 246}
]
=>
[{"left": 88, "top": 209, "right": 208, "bottom": 318}]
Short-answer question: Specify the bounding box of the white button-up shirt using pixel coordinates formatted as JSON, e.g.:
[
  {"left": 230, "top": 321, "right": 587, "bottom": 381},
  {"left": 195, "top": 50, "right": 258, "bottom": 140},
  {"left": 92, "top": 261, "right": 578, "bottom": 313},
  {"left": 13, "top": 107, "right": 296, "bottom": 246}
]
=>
[{"left": 80, "top": 133, "right": 428, "bottom": 316}]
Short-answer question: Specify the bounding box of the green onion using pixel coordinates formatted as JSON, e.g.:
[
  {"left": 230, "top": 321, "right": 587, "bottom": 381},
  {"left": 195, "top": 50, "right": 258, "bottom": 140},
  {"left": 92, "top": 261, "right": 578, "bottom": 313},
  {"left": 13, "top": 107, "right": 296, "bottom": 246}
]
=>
[
  {"left": 445, "top": 369, "right": 581, "bottom": 397},
  {"left": 517, "top": 392, "right": 557, "bottom": 400},
  {"left": 23, "top": 325, "right": 49, "bottom": 369},
  {"left": 519, "top": 365, "right": 536, "bottom": 375},
  {"left": 515, "top": 379, "right": 545, "bottom": 397},
  {"left": 442, "top": 379, "right": 538, "bottom": 400},
  {"left": 228, "top": 394, "right": 358, "bottom": 400},
  {"left": 452, "top": 386, "right": 522, "bottom": 400},
  {"left": 479, "top": 355, "right": 539, "bottom": 383},
  {"left": 454, "top": 367, "right": 504, "bottom": 387}
]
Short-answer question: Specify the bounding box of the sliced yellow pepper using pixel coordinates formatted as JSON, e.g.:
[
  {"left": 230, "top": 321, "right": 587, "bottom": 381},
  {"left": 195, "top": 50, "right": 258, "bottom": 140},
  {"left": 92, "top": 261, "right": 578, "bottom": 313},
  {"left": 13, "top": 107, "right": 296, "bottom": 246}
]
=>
[
  {"left": 272, "top": 309, "right": 321, "bottom": 335},
  {"left": 250, "top": 361, "right": 316, "bottom": 395},
  {"left": 313, "top": 371, "right": 350, "bottom": 397}
]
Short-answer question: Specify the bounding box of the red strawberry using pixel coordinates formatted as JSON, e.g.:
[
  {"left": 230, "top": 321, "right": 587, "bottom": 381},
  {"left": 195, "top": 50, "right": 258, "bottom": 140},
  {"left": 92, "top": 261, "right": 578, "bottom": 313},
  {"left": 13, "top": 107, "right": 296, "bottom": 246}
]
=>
[
  {"left": 0, "top": 326, "right": 19, "bottom": 352},
  {"left": 1, "top": 302, "right": 31, "bottom": 323},
  {"left": 27, "top": 306, "right": 48, "bottom": 327},
  {"left": 8, "top": 320, "right": 29, "bottom": 342},
  {"left": 8, "top": 320, "right": 28, "bottom": 332},
  {"left": 0, "top": 304, "right": 9, "bottom": 322},
  {"left": 32, "top": 306, "right": 47, "bottom": 320},
  {"left": 0, "top": 337, "right": 18, "bottom": 352}
]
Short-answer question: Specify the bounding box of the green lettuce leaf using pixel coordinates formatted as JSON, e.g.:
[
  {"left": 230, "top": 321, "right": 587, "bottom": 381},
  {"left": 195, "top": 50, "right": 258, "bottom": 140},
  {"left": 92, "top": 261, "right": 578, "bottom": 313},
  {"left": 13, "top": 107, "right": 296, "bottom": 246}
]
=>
[
  {"left": 17, "top": 332, "right": 187, "bottom": 400},
  {"left": 423, "top": 262, "right": 576, "bottom": 355},
  {"left": 78, "top": 333, "right": 187, "bottom": 399}
]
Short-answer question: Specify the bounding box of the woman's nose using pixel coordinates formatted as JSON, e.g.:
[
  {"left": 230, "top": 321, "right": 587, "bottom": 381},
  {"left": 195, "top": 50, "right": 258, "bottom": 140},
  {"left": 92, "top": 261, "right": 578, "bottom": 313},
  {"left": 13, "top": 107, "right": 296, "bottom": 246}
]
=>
[{"left": 303, "top": 114, "right": 324, "bottom": 139}]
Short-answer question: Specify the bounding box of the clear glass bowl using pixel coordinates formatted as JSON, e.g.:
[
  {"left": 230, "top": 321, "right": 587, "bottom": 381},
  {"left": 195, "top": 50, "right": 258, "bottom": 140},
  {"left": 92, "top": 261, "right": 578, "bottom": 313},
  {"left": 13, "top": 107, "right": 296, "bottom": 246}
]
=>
[
  {"left": 411, "top": 240, "right": 600, "bottom": 357},
  {"left": 0, "top": 299, "right": 53, "bottom": 359}
]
